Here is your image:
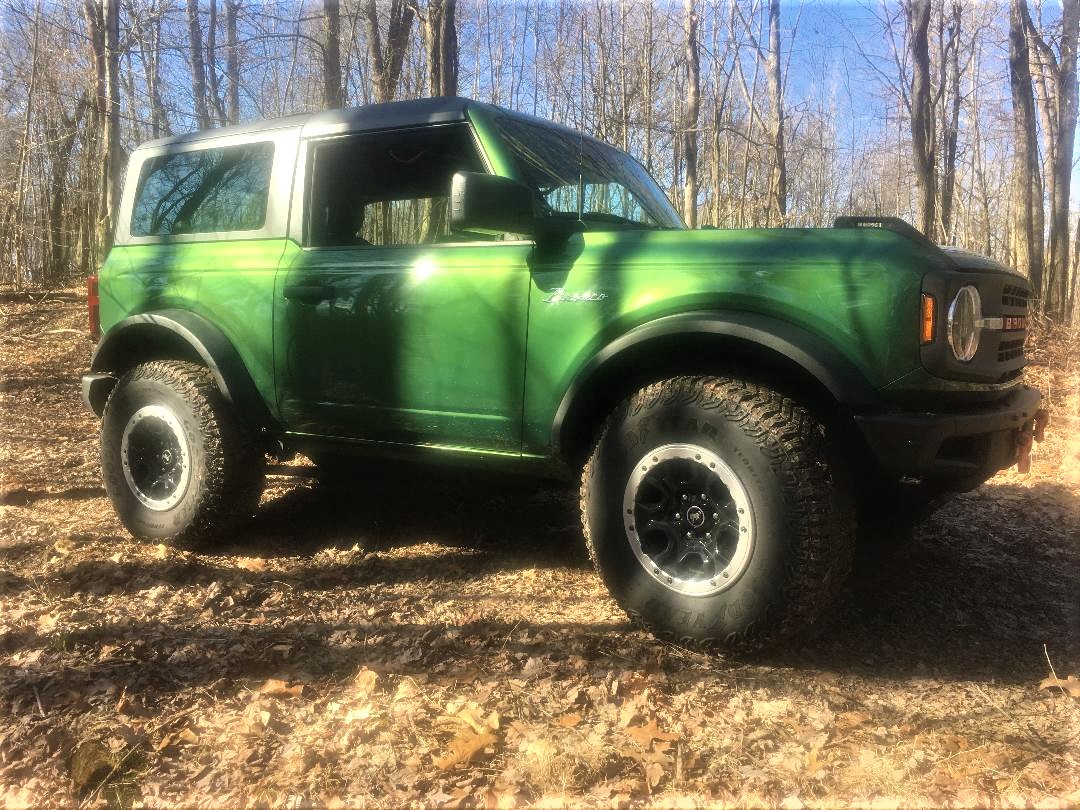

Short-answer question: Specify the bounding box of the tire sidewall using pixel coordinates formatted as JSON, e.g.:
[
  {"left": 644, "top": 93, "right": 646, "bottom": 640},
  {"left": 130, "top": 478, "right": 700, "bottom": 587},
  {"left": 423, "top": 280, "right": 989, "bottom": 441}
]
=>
[
  {"left": 586, "top": 383, "right": 805, "bottom": 646},
  {"left": 101, "top": 371, "right": 212, "bottom": 540}
]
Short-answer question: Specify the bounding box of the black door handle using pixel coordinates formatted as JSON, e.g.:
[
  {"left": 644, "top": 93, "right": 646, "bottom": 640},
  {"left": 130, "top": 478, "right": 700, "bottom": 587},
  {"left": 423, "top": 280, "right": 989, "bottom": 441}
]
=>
[{"left": 283, "top": 283, "right": 334, "bottom": 304}]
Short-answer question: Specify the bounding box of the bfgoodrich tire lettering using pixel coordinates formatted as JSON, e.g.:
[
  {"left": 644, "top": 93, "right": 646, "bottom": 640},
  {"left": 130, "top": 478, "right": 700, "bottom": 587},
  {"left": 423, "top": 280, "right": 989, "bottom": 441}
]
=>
[
  {"left": 581, "top": 376, "right": 855, "bottom": 653},
  {"left": 100, "top": 360, "right": 264, "bottom": 546}
]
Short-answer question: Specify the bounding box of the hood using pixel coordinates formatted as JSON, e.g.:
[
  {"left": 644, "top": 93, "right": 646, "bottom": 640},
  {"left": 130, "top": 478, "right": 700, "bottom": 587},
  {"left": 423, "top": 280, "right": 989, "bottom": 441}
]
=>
[{"left": 938, "top": 246, "right": 1024, "bottom": 278}]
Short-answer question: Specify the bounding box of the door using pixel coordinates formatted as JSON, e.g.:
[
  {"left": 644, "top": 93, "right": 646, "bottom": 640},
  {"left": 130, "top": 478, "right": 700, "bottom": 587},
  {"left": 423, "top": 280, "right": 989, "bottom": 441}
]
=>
[{"left": 274, "top": 124, "right": 532, "bottom": 452}]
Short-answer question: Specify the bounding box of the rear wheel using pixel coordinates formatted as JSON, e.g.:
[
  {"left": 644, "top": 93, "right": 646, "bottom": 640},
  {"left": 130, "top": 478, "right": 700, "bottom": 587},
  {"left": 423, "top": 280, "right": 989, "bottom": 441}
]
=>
[
  {"left": 581, "top": 376, "right": 855, "bottom": 653},
  {"left": 100, "top": 361, "right": 264, "bottom": 546}
]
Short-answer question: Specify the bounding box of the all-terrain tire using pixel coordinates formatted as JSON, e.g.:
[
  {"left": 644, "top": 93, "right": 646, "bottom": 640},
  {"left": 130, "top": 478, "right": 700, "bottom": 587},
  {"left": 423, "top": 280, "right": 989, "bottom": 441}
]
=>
[
  {"left": 100, "top": 360, "right": 265, "bottom": 546},
  {"left": 581, "top": 376, "right": 855, "bottom": 653}
]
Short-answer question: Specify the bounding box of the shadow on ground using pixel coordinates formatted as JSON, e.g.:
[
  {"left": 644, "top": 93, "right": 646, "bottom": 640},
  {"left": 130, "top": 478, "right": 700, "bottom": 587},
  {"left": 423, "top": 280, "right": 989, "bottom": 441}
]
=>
[{"left": 3, "top": 466, "right": 1077, "bottom": 703}]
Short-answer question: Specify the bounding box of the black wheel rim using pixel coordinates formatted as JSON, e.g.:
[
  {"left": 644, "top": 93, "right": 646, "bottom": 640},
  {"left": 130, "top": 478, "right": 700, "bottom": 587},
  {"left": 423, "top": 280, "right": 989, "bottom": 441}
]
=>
[
  {"left": 623, "top": 443, "right": 753, "bottom": 596},
  {"left": 120, "top": 404, "right": 191, "bottom": 511}
]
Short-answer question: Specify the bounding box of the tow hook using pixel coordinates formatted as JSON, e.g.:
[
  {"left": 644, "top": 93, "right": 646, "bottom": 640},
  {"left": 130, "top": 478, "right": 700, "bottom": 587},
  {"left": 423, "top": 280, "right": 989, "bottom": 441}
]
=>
[
  {"left": 1017, "top": 408, "right": 1050, "bottom": 473},
  {"left": 1033, "top": 408, "right": 1049, "bottom": 442}
]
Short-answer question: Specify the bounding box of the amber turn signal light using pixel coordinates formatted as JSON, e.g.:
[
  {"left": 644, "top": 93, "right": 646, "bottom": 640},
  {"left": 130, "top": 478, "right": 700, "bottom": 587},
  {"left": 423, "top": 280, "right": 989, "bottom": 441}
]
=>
[{"left": 920, "top": 293, "right": 936, "bottom": 344}]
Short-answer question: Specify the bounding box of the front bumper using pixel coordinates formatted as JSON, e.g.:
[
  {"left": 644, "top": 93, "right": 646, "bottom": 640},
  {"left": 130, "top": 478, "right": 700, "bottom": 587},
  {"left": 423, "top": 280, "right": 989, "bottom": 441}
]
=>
[{"left": 855, "top": 385, "right": 1043, "bottom": 487}]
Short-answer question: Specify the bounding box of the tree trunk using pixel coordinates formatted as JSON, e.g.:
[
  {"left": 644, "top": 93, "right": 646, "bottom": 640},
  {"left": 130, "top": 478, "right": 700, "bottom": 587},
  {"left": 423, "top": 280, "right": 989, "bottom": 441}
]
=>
[
  {"left": 206, "top": 0, "right": 228, "bottom": 125},
  {"left": 681, "top": 0, "right": 700, "bottom": 228},
  {"left": 322, "top": 0, "right": 343, "bottom": 108},
  {"left": 186, "top": 0, "right": 211, "bottom": 128},
  {"left": 766, "top": 0, "right": 786, "bottom": 226},
  {"left": 47, "top": 94, "right": 87, "bottom": 283},
  {"left": 103, "top": 0, "right": 120, "bottom": 250},
  {"left": 148, "top": 10, "right": 171, "bottom": 136},
  {"left": 1024, "top": 0, "right": 1078, "bottom": 318},
  {"left": 1049, "top": 0, "right": 1079, "bottom": 318},
  {"left": 9, "top": 0, "right": 42, "bottom": 288},
  {"left": 362, "top": 0, "right": 416, "bottom": 104},
  {"left": 1009, "top": 0, "right": 1042, "bottom": 292},
  {"left": 939, "top": 2, "right": 961, "bottom": 243},
  {"left": 81, "top": 0, "right": 105, "bottom": 264},
  {"left": 425, "top": 0, "right": 458, "bottom": 96},
  {"left": 225, "top": 0, "right": 240, "bottom": 123},
  {"left": 907, "top": 0, "right": 936, "bottom": 239}
]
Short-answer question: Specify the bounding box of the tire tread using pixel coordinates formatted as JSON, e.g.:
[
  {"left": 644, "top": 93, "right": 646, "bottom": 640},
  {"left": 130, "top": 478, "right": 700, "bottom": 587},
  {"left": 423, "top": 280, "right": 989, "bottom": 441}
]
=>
[{"left": 580, "top": 375, "right": 855, "bottom": 653}]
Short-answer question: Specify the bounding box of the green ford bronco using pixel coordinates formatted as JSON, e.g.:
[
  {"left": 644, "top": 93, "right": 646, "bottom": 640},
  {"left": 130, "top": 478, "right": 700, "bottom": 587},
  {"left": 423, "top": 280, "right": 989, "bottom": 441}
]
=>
[{"left": 83, "top": 97, "right": 1046, "bottom": 651}]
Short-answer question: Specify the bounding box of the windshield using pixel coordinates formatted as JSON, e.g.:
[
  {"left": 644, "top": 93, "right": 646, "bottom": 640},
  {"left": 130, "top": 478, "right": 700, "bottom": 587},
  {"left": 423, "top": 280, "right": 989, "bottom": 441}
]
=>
[{"left": 491, "top": 113, "right": 684, "bottom": 230}]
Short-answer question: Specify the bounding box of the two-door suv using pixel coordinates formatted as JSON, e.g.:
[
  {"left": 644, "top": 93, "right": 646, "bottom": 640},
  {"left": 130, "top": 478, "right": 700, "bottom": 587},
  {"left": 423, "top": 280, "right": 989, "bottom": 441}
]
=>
[{"left": 83, "top": 97, "right": 1045, "bottom": 652}]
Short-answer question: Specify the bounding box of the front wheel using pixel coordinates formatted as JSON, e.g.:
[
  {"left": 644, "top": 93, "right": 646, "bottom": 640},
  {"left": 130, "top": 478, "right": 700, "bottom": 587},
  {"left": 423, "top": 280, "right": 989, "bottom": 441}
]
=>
[
  {"left": 581, "top": 376, "right": 855, "bottom": 653},
  {"left": 100, "top": 360, "right": 265, "bottom": 546}
]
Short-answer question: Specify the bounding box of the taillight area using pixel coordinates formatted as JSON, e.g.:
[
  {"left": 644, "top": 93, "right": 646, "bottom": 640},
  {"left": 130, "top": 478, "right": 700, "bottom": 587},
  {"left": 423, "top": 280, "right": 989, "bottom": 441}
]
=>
[
  {"left": 88, "top": 274, "right": 100, "bottom": 339},
  {"left": 920, "top": 293, "right": 936, "bottom": 345}
]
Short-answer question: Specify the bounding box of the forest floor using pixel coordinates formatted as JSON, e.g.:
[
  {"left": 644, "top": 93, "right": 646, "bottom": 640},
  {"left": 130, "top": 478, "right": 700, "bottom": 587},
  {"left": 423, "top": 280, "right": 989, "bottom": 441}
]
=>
[{"left": 0, "top": 290, "right": 1078, "bottom": 809}]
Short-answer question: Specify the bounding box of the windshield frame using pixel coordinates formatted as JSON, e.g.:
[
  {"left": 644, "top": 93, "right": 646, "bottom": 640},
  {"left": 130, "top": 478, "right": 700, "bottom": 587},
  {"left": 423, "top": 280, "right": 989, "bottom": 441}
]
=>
[{"left": 478, "top": 107, "right": 685, "bottom": 231}]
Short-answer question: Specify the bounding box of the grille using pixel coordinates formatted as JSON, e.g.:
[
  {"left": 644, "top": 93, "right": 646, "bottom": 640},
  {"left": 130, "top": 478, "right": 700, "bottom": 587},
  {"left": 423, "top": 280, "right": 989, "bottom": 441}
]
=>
[
  {"left": 998, "top": 338, "right": 1024, "bottom": 362},
  {"left": 1002, "top": 285, "right": 1029, "bottom": 309}
]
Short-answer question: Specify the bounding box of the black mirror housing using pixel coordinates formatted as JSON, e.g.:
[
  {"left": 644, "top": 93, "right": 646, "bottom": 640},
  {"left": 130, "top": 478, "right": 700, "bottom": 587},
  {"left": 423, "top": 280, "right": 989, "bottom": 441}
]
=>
[{"left": 450, "top": 172, "right": 535, "bottom": 236}]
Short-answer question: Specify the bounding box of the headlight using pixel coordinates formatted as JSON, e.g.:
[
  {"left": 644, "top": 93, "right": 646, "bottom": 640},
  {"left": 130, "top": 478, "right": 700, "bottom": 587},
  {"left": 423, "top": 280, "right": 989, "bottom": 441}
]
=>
[{"left": 947, "top": 285, "right": 981, "bottom": 362}]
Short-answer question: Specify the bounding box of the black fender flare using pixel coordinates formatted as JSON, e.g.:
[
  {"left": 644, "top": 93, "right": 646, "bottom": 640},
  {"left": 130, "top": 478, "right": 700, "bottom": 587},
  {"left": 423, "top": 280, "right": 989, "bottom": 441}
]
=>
[
  {"left": 87, "top": 309, "right": 276, "bottom": 429},
  {"left": 551, "top": 311, "right": 881, "bottom": 460}
]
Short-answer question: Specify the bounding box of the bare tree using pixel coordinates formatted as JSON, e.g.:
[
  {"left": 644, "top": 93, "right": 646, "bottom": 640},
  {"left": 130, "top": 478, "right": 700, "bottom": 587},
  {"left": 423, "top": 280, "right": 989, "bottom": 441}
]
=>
[
  {"left": 80, "top": 0, "right": 121, "bottom": 259},
  {"left": 1025, "top": 0, "right": 1079, "bottom": 319},
  {"left": 424, "top": 0, "right": 458, "bottom": 97},
  {"left": 362, "top": 0, "right": 416, "bottom": 104},
  {"left": 765, "top": 0, "right": 786, "bottom": 225},
  {"left": 1009, "top": 0, "right": 1042, "bottom": 289},
  {"left": 206, "top": 0, "right": 228, "bottom": 125},
  {"left": 322, "top": 0, "right": 343, "bottom": 108},
  {"left": 937, "top": 2, "right": 962, "bottom": 243},
  {"left": 682, "top": 0, "right": 700, "bottom": 227},
  {"left": 906, "top": 0, "right": 936, "bottom": 239},
  {"left": 225, "top": 0, "right": 241, "bottom": 123},
  {"left": 185, "top": 0, "right": 212, "bottom": 128}
]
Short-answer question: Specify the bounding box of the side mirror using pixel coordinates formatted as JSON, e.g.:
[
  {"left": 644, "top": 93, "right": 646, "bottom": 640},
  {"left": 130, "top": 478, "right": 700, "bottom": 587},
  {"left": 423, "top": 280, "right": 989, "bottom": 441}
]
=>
[{"left": 450, "top": 172, "right": 535, "bottom": 236}]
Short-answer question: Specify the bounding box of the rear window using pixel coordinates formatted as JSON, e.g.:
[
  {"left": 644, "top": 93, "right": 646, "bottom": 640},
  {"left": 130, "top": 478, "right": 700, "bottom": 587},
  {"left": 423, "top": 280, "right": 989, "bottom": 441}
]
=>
[{"left": 130, "top": 142, "right": 274, "bottom": 237}]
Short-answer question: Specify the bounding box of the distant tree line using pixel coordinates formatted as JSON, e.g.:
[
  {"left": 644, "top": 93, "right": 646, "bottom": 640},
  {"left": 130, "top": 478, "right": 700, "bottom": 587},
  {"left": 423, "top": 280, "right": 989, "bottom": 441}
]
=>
[{"left": 0, "top": 0, "right": 1077, "bottom": 321}]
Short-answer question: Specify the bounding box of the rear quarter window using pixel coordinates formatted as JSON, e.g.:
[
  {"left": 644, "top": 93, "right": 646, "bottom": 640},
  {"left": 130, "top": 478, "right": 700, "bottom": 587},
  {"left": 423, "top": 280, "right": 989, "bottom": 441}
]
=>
[{"left": 130, "top": 142, "right": 275, "bottom": 237}]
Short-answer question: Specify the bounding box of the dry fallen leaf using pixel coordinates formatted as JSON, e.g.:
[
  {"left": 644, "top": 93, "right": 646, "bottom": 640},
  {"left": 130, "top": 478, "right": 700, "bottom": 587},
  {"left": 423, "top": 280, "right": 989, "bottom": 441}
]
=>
[
  {"left": 257, "top": 678, "right": 304, "bottom": 698},
  {"left": 624, "top": 719, "right": 678, "bottom": 748},
  {"left": 433, "top": 730, "right": 497, "bottom": 770},
  {"left": 353, "top": 668, "right": 378, "bottom": 698},
  {"left": 644, "top": 760, "right": 664, "bottom": 788},
  {"left": 36, "top": 612, "right": 59, "bottom": 632},
  {"left": 1038, "top": 674, "right": 1080, "bottom": 697}
]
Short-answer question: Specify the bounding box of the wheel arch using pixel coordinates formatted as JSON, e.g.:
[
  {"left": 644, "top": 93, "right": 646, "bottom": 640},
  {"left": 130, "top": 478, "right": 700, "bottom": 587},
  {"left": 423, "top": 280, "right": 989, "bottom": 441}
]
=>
[
  {"left": 552, "top": 311, "right": 880, "bottom": 469},
  {"left": 87, "top": 309, "right": 275, "bottom": 430}
]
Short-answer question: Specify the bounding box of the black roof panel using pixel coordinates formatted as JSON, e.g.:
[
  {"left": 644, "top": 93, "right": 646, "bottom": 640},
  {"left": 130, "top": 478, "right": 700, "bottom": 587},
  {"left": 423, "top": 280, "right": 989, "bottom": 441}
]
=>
[{"left": 136, "top": 97, "right": 476, "bottom": 151}]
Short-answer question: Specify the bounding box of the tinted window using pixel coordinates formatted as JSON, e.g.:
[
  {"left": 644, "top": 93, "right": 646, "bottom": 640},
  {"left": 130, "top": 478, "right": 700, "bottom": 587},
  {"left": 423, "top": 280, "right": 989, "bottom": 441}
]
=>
[
  {"left": 307, "top": 125, "right": 487, "bottom": 247},
  {"left": 131, "top": 142, "right": 274, "bottom": 237}
]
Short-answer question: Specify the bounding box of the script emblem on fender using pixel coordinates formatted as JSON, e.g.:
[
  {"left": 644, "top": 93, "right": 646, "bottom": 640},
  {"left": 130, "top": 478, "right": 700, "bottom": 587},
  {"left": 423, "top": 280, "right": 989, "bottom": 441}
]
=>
[{"left": 543, "top": 288, "right": 608, "bottom": 304}]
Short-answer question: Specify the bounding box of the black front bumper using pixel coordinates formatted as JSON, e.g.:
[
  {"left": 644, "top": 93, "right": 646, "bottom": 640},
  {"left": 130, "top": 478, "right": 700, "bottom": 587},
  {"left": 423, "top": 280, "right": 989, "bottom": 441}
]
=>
[{"left": 854, "top": 386, "right": 1042, "bottom": 486}]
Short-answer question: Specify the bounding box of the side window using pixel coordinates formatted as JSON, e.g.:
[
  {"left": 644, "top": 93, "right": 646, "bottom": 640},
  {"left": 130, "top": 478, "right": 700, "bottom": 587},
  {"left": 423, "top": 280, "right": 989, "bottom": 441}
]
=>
[
  {"left": 131, "top": 142, "right": 274, "bottom": 237},
  {"left": 306, "top": 125, "right": 490, "bottom": 247}
]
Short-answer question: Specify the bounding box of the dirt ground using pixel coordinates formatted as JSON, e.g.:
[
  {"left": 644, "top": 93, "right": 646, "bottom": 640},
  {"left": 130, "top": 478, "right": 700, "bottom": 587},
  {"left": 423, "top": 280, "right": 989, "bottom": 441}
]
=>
[{"left": 1, "top": 291, "right": 1078, "bottom": 809}]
